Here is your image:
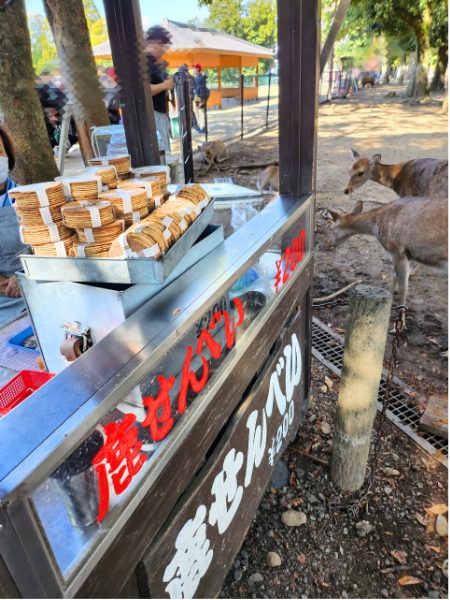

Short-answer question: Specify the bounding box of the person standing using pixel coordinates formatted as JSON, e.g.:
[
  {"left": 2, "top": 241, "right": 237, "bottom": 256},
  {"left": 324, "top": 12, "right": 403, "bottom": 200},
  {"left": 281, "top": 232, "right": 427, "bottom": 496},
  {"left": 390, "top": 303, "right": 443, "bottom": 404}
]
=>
[
  {"left": 179, "top": 63, "right": 198, "bottom": 131},
  {"left": 0, "top": 125, "right": 27, "bottom": 327},
  {"left": 145, "top": 26, "right": 174, "bottom": 153},
  {"left": 192, "top": 64, "right": 210, "bottom": 134}
]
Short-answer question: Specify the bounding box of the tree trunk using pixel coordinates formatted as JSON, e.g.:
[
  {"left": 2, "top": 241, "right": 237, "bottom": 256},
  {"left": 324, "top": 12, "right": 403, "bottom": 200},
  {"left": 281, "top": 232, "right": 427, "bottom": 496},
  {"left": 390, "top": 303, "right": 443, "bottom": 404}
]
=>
[
  {"left": 430, "top": 46, "right": 448, "bottom": 92},
  {"left": 407, "top": 28, "right": 429, "bottom": 99},
  {"left": 0, "top": 0, "right": 58, "bottom": 183},
  {"left": 43, "top": 0, "right": 110, "bottom": 163}
]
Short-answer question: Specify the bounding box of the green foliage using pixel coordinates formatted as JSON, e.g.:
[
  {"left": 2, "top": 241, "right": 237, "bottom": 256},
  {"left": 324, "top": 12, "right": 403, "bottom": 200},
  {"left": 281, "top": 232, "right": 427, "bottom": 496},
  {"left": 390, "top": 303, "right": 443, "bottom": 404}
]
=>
[
  {"left": 428, "top": 0, "right": 448, "bottom": 49},
  {"left": 243, "top": 0, "right": 277, "bottom": 49},
  {"left": 200, "top": 0, "right": 276, "bottom": 51},
  {"left": 28, "top": 15, "right": 58, "bottom": 74},
  {"left": 83, "top": 0, "right": 109, "bottom": 47},
  {"left": 28, "top": 0, "right": 108, "bottom": 74},
  {"left": 204, "top": 0, "right": 245, "bottom": 38}
]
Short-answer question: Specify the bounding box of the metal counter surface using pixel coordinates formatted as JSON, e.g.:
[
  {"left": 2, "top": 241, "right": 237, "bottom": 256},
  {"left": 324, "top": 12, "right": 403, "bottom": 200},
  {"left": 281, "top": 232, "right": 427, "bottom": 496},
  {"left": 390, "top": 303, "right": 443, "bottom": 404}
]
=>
[{"left": 0, "top": 195, "right": 310, "bottom": 498}]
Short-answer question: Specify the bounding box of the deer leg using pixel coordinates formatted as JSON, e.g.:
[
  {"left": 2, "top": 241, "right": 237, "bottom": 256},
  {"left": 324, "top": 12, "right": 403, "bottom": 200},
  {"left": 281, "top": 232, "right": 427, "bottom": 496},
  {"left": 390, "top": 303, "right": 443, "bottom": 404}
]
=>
[{"left": 393, "top": 255, "right": 410, "bottom": 330}]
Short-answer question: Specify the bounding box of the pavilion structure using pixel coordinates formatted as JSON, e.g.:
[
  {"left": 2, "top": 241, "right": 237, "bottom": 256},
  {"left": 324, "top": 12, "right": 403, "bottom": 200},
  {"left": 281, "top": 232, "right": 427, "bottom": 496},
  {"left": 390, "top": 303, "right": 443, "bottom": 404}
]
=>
[{"left": 93, "top": 18, "right": 273, "bottom": 108}]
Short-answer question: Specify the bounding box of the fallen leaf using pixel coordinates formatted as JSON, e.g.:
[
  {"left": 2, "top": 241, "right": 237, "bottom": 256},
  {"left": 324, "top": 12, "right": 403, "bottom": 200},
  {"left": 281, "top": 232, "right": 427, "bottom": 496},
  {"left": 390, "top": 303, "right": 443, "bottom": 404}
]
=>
[
  {"left": 391, "top": 550, "right": 408, "bottom": 565},
  {"left": 291, "top": 497, "right": 304, "bottom": 507},
  {"left": 425, "top": 545, "right": 442, "bottom": 554},
  {"left": 398, "top": 576, "right": 423, "bottom": 586},
  {"left": 414, "top": 512, "right": 427, "bottom": 526},
  {"left": 426, "top": 504, "right": 448, "bottom": 516},
  {"left": 297, "top": 553, "right": 306, "bottom": 564}
]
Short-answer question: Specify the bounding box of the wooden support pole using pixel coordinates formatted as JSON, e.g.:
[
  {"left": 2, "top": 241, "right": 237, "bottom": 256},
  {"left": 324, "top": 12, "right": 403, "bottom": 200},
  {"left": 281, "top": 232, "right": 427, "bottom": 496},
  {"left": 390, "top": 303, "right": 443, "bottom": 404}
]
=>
[{"left": 331, "top": 285, "right": 392, "bottom": 491}]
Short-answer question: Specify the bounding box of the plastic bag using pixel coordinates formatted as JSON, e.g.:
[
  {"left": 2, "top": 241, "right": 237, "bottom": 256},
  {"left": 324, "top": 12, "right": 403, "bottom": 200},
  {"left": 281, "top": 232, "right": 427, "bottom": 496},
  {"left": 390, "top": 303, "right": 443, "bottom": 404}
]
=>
[{"left": 230, "top": 203, "right": 259, "bottom": 233}]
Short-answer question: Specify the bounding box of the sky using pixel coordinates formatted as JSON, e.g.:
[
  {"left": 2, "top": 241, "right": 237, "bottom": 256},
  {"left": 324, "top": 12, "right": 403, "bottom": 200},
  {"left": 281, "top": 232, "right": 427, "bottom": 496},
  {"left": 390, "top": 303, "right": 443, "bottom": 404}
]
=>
[{"left": 24, "top": 0, "right": 209, "bottom": 28}]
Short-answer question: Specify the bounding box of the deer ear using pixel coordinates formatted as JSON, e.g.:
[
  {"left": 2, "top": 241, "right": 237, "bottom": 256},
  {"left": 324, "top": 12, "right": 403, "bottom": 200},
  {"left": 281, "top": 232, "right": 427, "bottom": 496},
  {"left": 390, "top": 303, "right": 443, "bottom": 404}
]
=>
[
  {"left": 350, "top": 148, "right": 360, "bottom": 160},
  {"left": 328, "top": 209, "right": 341, "bottom": 222},
  {"left": 370, "top": 153, "right": 381, "bottom": 164},
  {"left": 352, "top": 201, "right": 364, "bottom": 214}
]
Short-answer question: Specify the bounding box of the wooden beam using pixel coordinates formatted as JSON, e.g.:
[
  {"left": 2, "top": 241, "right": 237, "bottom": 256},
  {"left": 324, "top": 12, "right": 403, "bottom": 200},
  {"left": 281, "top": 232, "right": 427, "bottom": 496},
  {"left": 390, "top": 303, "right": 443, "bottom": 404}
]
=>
[
  {"left": 102, "top": 0, "right": 160, "bottom": 166},
  {"left": 278, "top": 0, "right": 320, "bottom": 196}
]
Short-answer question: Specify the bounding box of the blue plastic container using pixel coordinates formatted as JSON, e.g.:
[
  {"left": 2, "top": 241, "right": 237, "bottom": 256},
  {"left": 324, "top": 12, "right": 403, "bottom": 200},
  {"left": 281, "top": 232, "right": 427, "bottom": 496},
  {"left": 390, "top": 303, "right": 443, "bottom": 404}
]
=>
[{"left": 7, "top": 326, "right": 40, "bottom": 355}]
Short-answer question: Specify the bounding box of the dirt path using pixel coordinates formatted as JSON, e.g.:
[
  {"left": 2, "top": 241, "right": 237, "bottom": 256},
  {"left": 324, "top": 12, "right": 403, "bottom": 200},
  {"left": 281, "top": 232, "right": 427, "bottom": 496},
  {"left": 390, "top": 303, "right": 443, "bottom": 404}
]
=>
[{"left": 196, "top": 85, "right": 448, "bottom": 400}]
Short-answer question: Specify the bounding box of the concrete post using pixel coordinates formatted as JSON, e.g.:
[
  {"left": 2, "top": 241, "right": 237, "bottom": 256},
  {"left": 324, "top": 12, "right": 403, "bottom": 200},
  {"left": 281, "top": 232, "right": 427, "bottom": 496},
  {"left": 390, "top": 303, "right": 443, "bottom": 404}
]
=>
[{"left": 331, "top": 285, "right": 392, "bottom": 491}]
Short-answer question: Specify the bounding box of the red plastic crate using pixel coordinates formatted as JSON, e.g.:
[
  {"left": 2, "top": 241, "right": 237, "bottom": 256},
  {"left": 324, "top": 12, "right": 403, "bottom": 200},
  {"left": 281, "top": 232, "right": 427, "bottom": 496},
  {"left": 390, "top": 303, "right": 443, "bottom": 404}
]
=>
[{"left": 0, "top": 370, "right": 55, "bottom": 417}]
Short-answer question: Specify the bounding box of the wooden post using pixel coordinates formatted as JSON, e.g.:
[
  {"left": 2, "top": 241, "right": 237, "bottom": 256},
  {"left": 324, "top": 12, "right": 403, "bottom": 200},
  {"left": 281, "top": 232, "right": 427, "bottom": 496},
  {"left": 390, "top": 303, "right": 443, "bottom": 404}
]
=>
[{"left": 331, "top": 285, "right": 392, "bottom": 491}]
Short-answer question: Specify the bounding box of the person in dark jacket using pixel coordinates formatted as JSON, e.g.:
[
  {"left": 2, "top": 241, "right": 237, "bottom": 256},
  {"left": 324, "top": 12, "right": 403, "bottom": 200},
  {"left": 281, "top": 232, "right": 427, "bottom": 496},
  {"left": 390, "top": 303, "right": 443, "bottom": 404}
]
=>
[
  {"left": 179, "top": 63, "right": 199, "bottom": 130},
  {"left": 192, "top": 63, "right": 210, "bottom": 134},
  {"left": 145, "top": 25, "right": 174, "bottom": 152}
]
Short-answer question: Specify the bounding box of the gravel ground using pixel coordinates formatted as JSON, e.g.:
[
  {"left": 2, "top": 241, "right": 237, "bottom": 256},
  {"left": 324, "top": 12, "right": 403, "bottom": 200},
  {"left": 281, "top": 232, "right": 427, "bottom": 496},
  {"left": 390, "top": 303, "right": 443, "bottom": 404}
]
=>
[{"left": 220, "top": 358, "right": 448, "bottom": 599}]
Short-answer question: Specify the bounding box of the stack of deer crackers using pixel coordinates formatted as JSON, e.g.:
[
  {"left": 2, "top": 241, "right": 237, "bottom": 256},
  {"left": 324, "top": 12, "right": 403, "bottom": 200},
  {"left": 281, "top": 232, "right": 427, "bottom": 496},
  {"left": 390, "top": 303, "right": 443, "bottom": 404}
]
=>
[
  {"left": 10, "top": 167, "right": 211, "bottom": 261},
  {"left": 109, "top": 184, "right": 211, "bottom": 259},
  {"left": 9, "top": 182, "right": 76, "bottom": 257},
  {"left": 88, "top": 154, "right": 131, "bottom": 179}
]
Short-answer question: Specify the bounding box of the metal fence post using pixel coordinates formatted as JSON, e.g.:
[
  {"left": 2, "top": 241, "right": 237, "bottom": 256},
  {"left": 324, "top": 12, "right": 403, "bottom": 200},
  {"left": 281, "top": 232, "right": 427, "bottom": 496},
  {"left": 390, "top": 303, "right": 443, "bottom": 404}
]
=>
[
  {"left": 265, "top": 72, "right": 272, "bottom": 128},
  {"left": 240, "top": 73, "right": 245, "bottom": 140},
  {"left": 174, "top": 71, "right": 194, "bottom": 184},
  {"left": 204, "top": 103, "right": 208, "bottom": 142}
]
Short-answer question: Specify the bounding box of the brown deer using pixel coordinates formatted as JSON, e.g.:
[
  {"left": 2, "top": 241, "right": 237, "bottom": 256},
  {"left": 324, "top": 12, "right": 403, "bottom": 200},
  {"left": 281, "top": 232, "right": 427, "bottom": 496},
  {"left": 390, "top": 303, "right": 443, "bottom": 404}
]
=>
[
  {"left": 328, "top": 196, "right": 448, "bottom": 329},
  {"left": 344, "top": 149, "right": 448, "bottom": 198}
]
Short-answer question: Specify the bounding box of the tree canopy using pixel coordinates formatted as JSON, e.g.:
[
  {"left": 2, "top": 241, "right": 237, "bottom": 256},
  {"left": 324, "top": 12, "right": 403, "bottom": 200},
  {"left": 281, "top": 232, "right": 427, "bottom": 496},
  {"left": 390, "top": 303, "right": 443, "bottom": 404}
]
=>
[
  {"left": 198, "top": 0, "right": 277, "bottom": 51},
  {"left": 29, "top": 0, "right": 108, "bottom": 74}
]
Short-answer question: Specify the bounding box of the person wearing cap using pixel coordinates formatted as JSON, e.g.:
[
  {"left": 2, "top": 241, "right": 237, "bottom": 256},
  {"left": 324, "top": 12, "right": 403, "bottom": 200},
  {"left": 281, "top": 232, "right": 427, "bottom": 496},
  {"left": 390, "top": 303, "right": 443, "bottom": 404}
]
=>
[
  {"left": 145, "top": 25, "right": 174, "bottom": 152},
  {"left": 192, "top": 64, "right": 210, "bottom": 134},
  {"left": 0, "top": 125, "right": 27, "bottom": 327}
]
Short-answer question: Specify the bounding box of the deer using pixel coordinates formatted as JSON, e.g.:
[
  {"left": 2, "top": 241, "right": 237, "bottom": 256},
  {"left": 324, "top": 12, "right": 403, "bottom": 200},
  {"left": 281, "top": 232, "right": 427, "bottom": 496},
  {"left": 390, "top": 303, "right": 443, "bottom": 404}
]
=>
[
  {"left": 328, "top": 196, "right": 448, "bottom": 330},
  {"left": 257, "top": 165, "right": 279, "bottom": 193},
  {"left": 344, "top": 149, "right": 448, "bottom": 199},
  {"left": 198, "top": 140, "right": 228, "bottom": 172}
]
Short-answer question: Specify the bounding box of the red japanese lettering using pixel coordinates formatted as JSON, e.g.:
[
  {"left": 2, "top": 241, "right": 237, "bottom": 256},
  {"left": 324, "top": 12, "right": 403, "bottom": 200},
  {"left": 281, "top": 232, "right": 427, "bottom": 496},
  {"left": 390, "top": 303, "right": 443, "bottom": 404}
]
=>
[
  {"left": 197, "top": 328, "right": 222, "bottom": 359},
  {"left": 274, "top": 228, "right": 306, "bottom": 294},
  {"left": 93, "top": 413, "right": 146, "bottom": 523},
  {"left": 178, "top": 345, "right": 209, "bottom": 414},
  {"left": 232, "top": 297, "right": 245, "bottom": 327},
  {"left": 142, "top": 374, "right": 176, "bottom": 442},
  {"left": 274, "top": 258, "right": 282, "bottom": 295}
]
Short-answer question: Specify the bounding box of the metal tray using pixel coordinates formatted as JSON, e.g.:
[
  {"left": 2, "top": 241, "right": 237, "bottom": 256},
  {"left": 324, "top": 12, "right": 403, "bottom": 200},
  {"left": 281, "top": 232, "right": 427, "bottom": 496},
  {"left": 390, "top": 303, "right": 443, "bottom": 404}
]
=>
[{"left": 20, "top": 202, "right": 217, "bottom": 285}]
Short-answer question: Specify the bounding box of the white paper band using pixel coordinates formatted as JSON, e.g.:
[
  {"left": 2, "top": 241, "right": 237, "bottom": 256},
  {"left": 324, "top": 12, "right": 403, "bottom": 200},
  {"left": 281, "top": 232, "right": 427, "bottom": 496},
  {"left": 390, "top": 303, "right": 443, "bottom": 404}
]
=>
[
  {"left": 179, "top": 218, "right": 188, "bottom": 231},
  {"left": 55, "top": 241, "right": 68, "bottom": 257},
  {"left": 163, "top": 228, "right": 171, "bottom": 240},
  {"left": 162, "top": 217, "right": 173, "bottom": 226},
  {"left": 141, "top": 244, "right": 160, "bottom": 258},
  {"left": 39, "top": 206, "right": 53, "bottom": 224},
  {"left": 132, "top": 211, "right": 140, "bottom": 223},
  {"left": 47, "top": 223, "right": 60, "bottom": 242},
  {"left": 83, "top": 228, "right": 95, "bottom": 243},
  {"left": 86, "top": 205, "right": 102, "bottom": 227},
  {"left": 35, "top": 183, "right": 51, "bottom": 207}
]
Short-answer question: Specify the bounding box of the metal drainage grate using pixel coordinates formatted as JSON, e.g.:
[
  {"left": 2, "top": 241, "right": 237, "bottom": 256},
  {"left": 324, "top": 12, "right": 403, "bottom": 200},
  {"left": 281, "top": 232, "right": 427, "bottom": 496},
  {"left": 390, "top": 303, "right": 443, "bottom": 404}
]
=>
[{"left": 312, "top": 317, "right": 448, "bottom": 466}]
